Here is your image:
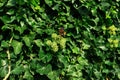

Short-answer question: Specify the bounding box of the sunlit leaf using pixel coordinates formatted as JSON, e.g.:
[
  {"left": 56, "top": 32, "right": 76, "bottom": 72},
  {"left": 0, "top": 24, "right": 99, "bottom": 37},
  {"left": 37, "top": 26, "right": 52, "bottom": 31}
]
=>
[
  {"left": 23, "top": 36, "right": 31, "bottom": 47},
  {"left": 11, "top": 66, "right": 24, "bottom": 75},
  {"left": 0, "top": 15, "right": 14, "bottom": 24},
  {"left": 45, "top": 0, "right": 53, "bottom": 7},
  {"left": 47, "top": 71, "right": 59, "bottom": 80},
  {"left": 6, "top": 0, "right": 16, "bottom": 7},
  {"left": 1, "top": 40, "right": 9, "bottom": 48},
  {"left": 34, "top": 39, "right": 44, "bottom": 47},
  {"left": 0, "top": 66, "right": 7, "bottom": 77},
  {"left": 23, "top": 70, "right": 33, "bottom": 80},
  {"left": 11, "top": 40, "right": 23, "bottom": 55},
  {"left": 36, "top": 64, "right": 52, "bottom": 75}
]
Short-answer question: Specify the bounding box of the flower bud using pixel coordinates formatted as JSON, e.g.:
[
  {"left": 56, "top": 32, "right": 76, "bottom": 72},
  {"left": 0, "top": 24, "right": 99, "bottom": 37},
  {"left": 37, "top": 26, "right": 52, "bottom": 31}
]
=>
[
  {"left": 46, "top": 40, "right": 52, "bottom": 46},
  {"left": 51, "top": 42, "right": 58, "bottom": 52},
  {"left": 113, "top": 39, "right": 119, "bottom": 48},
  {"left": 51, "top": 33, "right": 58, "bottom": 40},
  {"left": 59, "top": 38, "right": 67, "bottom": 49}
]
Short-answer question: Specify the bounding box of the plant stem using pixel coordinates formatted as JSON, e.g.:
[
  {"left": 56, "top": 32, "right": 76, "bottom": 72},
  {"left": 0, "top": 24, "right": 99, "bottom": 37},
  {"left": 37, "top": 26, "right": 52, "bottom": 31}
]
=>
[{"left": 3, "top": 37, "right": 13, "bottom": 80}]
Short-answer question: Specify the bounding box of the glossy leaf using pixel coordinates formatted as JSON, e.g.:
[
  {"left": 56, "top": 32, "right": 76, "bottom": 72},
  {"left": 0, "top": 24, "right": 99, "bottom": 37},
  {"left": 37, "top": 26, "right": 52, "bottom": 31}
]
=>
[
  {"left": 0, "top": 67, "right": 7, "bottom": 77},
  {"left": 34, "top": 39, "right": 43, "bottom": 47},
  {"left": 6, "top": 0, "right": 16, "bottom": 7},
  {"left": 11, "top": 66, "right": 24, "bottom": 75},
  {"left": 23, "top": 70, "right": 33, "bottom": 80},
  {"left": 47, "top": 71, "right": 59, "bottom": 80},
  {"left": 1, "top": 40, "right": 9, "bottom": 48},
  {"left": 0, "top": 15, "right": 14, "bottom": 24},
  {"left": 11, "top": 40, "right": 23, "bottom": 55},
  {"left": 36, "top": 64, "right": 52, "bottom": 75},
  {"left": 23, "top": 36, "right": 31, "bottom": 47}
]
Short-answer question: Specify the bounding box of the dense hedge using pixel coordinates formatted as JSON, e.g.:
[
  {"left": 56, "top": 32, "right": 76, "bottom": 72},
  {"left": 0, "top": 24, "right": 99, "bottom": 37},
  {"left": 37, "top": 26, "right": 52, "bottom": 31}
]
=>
[{"left": 0, "top": 0, "right": 120, "bottom": 80}]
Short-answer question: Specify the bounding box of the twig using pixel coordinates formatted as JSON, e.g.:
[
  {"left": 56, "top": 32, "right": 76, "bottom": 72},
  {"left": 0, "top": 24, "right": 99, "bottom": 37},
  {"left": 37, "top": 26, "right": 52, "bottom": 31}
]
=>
[{"left": 3, "top": 37, "right": 13, "bottom": 80}]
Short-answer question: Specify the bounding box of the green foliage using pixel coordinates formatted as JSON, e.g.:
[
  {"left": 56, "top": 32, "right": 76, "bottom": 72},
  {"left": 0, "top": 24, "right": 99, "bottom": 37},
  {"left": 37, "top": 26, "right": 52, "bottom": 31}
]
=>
[
  {"left": 0, "top": 0, "right": 120, "bottom": 80},
  {"left": 11, "top": 40, "right": 23, "bottom": 55}
]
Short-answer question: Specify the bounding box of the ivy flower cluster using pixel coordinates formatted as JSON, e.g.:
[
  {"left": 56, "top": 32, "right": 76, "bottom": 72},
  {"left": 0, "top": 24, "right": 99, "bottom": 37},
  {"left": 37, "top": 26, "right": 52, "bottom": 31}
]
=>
[
  {"left": 46, "top": 33, "right": 67, "bottom": 52},
  {"left": 108, "top": 38, "right": 119, "bottom": 48},
  {"left": 108, "top": 25, "right": 117, "bottom": 35},
  {"left": 107, "top": 25, "right": 119, "bottom": 48}
]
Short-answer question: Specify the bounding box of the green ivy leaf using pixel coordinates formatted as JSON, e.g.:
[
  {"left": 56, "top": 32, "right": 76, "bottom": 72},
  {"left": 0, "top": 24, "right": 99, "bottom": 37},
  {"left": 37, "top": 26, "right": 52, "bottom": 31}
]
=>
[
  {"left": 30, "top": 59, "right": 37, "bottom": 69},
  {"left": 45, "top": 0, "right": 53, "bottom": 7},
  {"left": 52, "top": 4, "right": 60, "bottom": 11},
  {"left": 77, "top": 57, "right": 88, "bottom": 66},
  {"left": 6, "top": 9, "right": 14, "bottom": 15},
  {"left": 11, "top": 65, "right": 24, "bottom": 75},
  {"left": 67, "top": 69, "right": 82, "bottom": 78},
  {"left": 58, "top": 54, "right": 68, "bottom": 67},
  {"left": 29, "top": 0, "right": 39, "bottom": 7},
  {"left": 47, "top": 71, "right": 59, "bottom": 80},
  {"left": 15, "top": 26, "right": 26, "bottom": 34},
  {"left": 17, "top": 0, "right": 26, "bottom": 5},
  {"left": 92, "top": 17, "right": 99, "bottom": 25},
  {"left": 118, "top": 72, "right": 120, "bottom": 79},
  {"left": 82, "top": 43, "right": 90, "bottom": 50},
  {"left": 34, "top": 39, "right": 44, "bottom": 48},
  {"left": 35, "top": 28, "right": 43, "bottom": 35},
  {"left": 0, "top": 15, "right": 13, "bottom": 24},
  {"left": 1, "top": 40, "right": 9, "bottom": 48},
  {"left": 23, "top": 70, "right": 33, "bottom": 80},
  {"left": 102, "top": 69, "right": 109, "bottom": 74},
  {"left": 100, "top": 2, "right": 110, "bottom": 8},
  {"left": 104, "top": 60, "right": 112, "bottom": 66},
  {"left": 98, "top": 45, "right": 108, "bottom": 51},
  {"left": 23, "top": 36, "right": 31, "bottom": 47},
  {"left": 11, "top": 40, "right": 23, "bottom": 55},
  {"left": 0, "top": 67, "right": 7, "bottom": 77},
  {"left": 36, "top": 64, "right": 52, "bottom": 75},
  {"left": 0, "top": 59, "right": 7, "bottom": 67},
  {"left": 94, "top": 70, "right": 102, "bottom": 79},
  {"left": 6, "top": 0, "right": 16, "bottom": 7},
  {"left": 72, "top": 47, "right": 79, "bottom": 54},
  {"left": 45, "top": 54, "right": 52, "bottom": 63},
  {"left": 38, "top": 49, "right": 46, "bottom": 61},
  {"left": 38, "top": 49, "right": 52, "bottom": 63},
  {"left": 0, "top": 0, "right": 7, "bottom": 7}
]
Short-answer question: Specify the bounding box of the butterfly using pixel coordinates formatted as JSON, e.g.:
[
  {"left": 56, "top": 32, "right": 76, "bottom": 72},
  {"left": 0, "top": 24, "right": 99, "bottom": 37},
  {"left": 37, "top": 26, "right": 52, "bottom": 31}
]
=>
[{"left": 59, "top": 27, "right": 66, "bottom": 36}]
